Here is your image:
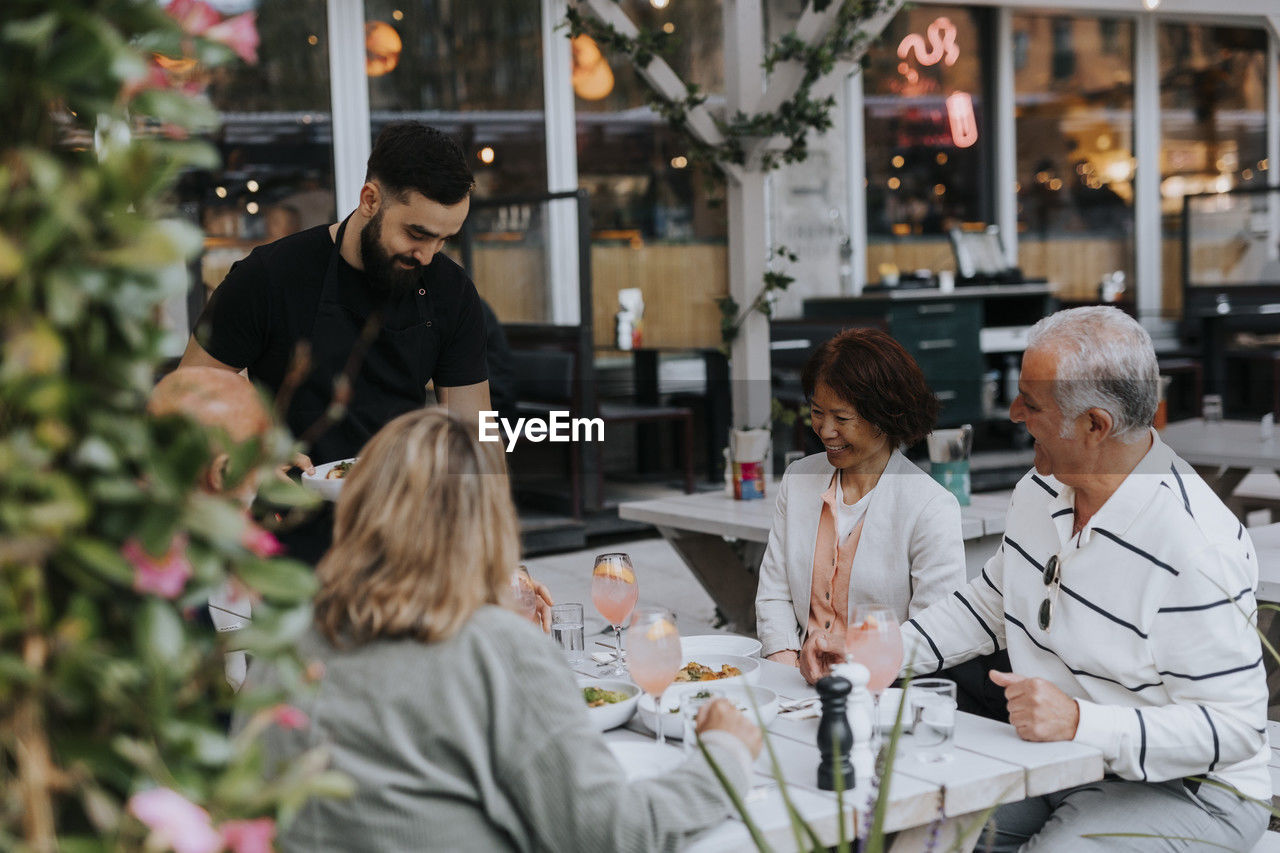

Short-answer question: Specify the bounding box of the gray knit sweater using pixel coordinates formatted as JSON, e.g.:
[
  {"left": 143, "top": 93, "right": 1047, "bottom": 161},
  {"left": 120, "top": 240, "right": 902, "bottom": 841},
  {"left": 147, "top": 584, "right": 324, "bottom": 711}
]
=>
[{"left": 253, "top": 606, "right": 750, "bottom": 852}]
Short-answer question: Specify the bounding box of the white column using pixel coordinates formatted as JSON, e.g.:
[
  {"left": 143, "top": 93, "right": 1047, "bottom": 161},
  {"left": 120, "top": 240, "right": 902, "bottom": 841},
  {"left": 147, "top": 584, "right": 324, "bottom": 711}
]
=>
[
  {"left": 994, "top": 7, "right": 1018, "bottom": 267},
  {"left": 1133, "top": 12, "right": 1162, "bottom": 323},
  {"left": 723, "top": 0, "right": 771, "bottom": 429},
  {"left": 1267, "top": 20, "right": 1279, "bottom": 265},
  {"left": 845, "top": 68, "right": 868, "bottom": 295},
  {"left": 326, "top": 0, "right": 372, "bottom": 217},
  {"left": 542, "top": 0, "right": 581, "bottom": 325}
]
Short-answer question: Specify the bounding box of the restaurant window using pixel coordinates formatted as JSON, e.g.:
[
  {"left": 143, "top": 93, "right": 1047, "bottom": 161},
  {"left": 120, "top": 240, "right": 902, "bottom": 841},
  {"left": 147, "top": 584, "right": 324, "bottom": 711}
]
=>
[
  {"left": 362, "top": 0, "right": 548, "bottom": 323},
  {"left": 177, "top": 0, "right": 336, "bottom": 341},
  {"left": 1159, "top": 24, "right": 1269, "bottom": 316},
  {"left": 575, "top": 0, "right": 730, "bottom": 349},
  {"left": 862, "top": 6, "right": 991, "bottom": 282},
  {"left": 1013, "top": 14, "right": 1134, "bottom": 301}
]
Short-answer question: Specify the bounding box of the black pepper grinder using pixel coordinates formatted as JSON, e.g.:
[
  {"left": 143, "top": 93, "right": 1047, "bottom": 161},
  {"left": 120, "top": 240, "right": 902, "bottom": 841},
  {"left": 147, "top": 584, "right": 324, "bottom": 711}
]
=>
[{"left": 816, "top": 675, "right": 855, "bottom": 791}]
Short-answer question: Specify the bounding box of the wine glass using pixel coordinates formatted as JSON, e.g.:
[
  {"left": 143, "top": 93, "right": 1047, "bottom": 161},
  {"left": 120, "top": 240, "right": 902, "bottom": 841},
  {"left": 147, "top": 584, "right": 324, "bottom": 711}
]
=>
[
  {"left": 627, "top": 607, "right": 682, "bottom": 745},
  {"left": 591, "top": 553, "right": 638, "bottom": 676},
  {"left": 509, "top": 565, "right": 538, "bottom": 623},
  {"left": 844, "top": 606, "right": 903, "bottom": 755}
]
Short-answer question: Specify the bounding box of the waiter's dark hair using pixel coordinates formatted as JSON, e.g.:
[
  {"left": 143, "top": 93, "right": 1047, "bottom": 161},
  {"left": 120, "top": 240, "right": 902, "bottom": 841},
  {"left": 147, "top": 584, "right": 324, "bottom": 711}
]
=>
[
  {"left": 366, "top": 122, "right": 474, "bottom": 206},
  {"left": 802, "top": 327, "right": 940, "bottom": 448}
]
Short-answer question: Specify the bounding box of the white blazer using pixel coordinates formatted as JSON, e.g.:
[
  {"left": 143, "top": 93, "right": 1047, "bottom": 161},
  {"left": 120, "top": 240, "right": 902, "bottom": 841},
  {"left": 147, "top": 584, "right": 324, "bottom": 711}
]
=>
[{"left": 755, "top": 450, "right": 966, "bottom": 658}]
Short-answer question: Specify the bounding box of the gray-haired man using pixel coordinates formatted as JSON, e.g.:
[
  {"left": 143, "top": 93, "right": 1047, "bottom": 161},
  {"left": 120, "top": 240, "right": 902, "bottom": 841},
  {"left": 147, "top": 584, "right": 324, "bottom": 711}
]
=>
[{"left": 901, "top": 306, "right": 1270, "bottom": 850}]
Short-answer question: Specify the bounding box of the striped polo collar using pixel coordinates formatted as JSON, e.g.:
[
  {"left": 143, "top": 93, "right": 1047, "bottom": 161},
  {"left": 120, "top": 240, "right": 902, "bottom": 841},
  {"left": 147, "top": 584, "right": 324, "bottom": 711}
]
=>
[{"left": 1070, "top": 429, "right": 1171, "bottom": 542}]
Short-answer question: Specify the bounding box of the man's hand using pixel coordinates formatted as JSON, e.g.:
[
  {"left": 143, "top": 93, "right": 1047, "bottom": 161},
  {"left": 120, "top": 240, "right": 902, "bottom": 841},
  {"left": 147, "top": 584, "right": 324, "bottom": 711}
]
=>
[
  {"left": 276, "top": 451, "right": 315, "bottom": 483},
  {"left": 767, "top": 650, "right": 799, "bottom": 667},
  {"left": 989, "top": 670, "right": 1080, "bottom": 741},
  {"left": 532, "top": 580, "right": 554, "bottom": 633},
  {"left": 799, "top": 632, "right": 846, "bottom": 685}
]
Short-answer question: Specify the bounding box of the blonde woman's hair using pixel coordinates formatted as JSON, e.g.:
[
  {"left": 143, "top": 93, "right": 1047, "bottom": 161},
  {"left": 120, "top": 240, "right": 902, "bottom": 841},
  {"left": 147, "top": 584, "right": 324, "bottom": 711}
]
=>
[{"left": 313, "top": 408, "right": 519, "bottom": 645}]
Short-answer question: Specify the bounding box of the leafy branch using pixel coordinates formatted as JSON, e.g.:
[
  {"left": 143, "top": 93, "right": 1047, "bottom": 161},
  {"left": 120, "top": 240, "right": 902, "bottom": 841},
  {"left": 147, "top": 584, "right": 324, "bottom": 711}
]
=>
[{"left": 716, "top": 245, "right": 798, "bottom": 349}]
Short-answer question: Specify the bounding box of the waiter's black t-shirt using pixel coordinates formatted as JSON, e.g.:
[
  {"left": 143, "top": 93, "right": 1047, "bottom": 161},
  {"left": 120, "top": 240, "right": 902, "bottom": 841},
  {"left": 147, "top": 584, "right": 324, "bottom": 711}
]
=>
[{"left": 194, "top": 224, "right": 488, "bottom": 400}]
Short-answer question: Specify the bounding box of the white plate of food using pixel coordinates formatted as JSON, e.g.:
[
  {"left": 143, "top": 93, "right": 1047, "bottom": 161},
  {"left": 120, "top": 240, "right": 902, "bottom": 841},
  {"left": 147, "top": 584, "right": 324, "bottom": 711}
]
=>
[
  {"left": 577, "top": 677, "right": 640, "bottom": 732},
  {"left": 636, "top": 683, "right": 779, "bottom": 740},
  {"left": 680, "top": 634, "right": 763, "bottom": 659},
  {"left": 300, "top": 458, "right": 357, "bottom": 502},
  {"left": 672, "top": 653, "right": 760, "bottom": 687},
  {"left": 606, "top": 741, "right": 685, "bottom": 781}
]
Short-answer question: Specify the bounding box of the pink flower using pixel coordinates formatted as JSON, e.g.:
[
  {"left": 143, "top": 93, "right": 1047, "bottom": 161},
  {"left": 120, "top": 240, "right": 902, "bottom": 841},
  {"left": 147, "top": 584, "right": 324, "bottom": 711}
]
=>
[
  {"left": 270, "top": 704, "right": 310, "bottom": 730},
  {"left": 220, "top": 818, "right": 275, "bottom": 853},
  {"left": 127, "top": 788, "right": 224, "bottom": 853},
  {"left": 241, "top": 523, "right": 283, "bottom": 558},
  {"left": 124, "top": 534, "right": 193, "bottom": 599},
  {"left": 206, "top": 13, "right": 260, "bottom": 64},
  {"left": 165, "top": 0, "right": 220, "bottom": 36}
]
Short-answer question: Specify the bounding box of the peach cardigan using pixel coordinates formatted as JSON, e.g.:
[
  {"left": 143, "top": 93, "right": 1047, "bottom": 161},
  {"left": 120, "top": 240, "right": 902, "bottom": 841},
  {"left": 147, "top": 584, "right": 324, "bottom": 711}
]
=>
[{"left": 755, "top": 450, "right": 966, "bottom": 658}]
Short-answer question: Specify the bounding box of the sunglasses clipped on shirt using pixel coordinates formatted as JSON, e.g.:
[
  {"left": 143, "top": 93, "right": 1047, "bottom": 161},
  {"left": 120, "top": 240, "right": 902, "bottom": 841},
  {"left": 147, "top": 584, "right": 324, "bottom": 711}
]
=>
[{"left": 1039, "top": 553, "right": 1062, "bottom": 631}]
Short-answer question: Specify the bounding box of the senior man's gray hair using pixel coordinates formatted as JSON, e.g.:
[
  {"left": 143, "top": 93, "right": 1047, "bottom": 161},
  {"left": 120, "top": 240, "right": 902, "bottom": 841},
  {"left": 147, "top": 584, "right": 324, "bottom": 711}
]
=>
[{"left": 1025, "top": 306, "right": 1159, "bottom": 444}]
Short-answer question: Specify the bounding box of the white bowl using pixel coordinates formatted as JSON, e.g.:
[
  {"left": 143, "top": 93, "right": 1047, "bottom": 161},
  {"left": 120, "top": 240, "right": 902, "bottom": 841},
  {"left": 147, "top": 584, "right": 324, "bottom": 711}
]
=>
[
  {"left": 637, "top": 683, "right": 779, "bottom": 740},
  {"left": 681, "top": 634, "right": 763, "bottom": 659},
  {"left": 577, "top": 677, "right": 640, "bottom": 732},
  {"left": 300, "top": 458, "right": 357, "bottom": 502},
  {"left": 672, "top": 653, "right": 760, "bottom": 687}
]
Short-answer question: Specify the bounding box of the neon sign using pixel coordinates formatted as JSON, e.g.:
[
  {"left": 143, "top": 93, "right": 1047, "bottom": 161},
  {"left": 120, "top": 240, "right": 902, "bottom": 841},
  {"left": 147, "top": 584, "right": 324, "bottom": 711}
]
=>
[
  {"left": 897, "top": 17, "right": 977, "bottom": 149},
  {"left": 945, "top": 92, "right": 978, "bottom": 149},
  {"left": 896, "top": 17, "right": 959, "bottom": 83}
]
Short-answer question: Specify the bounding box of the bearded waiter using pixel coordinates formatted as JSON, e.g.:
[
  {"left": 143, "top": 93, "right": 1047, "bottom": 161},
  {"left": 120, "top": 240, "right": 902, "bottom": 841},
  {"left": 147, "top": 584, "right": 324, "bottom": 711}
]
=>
[{"left": 180, "top": 122, "right": 490, "bottom": 563}]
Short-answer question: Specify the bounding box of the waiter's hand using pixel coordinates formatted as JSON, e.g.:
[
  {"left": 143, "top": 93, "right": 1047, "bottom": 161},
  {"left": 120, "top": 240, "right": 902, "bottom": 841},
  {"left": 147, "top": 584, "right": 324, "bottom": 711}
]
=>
[
  {"left": 277, "top": 451, "right": 315, "bottom": 483},
  {"left": 989, "top": 670, "right": 1079, "bottom": 741},
  {"left": 533, "top": 580, "right": 554, "bottom": 633},
  {"left": 799, "top": 632, "right": 845, "bottom": 685}
]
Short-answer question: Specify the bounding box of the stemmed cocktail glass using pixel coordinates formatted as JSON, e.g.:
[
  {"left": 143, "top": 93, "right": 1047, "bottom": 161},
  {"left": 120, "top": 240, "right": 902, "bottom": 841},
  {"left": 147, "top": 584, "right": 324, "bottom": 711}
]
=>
[
  {"left": 627, "top": 607, "right": 682, "bottom": 744},
  {"left": 845, "top": 605, "right": 903, "bottom": 755},
  {"left": 591, "top": 553, "right": 638, "bottom": 676}
]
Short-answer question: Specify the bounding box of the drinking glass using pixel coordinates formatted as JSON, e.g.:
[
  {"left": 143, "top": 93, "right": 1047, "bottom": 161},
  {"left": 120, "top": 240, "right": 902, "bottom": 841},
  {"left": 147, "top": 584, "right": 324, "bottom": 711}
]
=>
[
  {"left": 845, "top": 606, "right": 903, "bottom": 754},
  {"left": 509, "top": 565, "right": 538, "bottom": 622},
  {"left": 908, "top": 678, "right": 957, "bottom": 763},
  {"left": 627, "top": 607, "right": 682, "bottom": 744},
  {"left": 680, "top": 689, "right": 722, "bottom": 754},
  {"left": 551, "top": 603, "right": 586, "bottom": 664},
  {"left": 591, "top": 553, "right": 638, "bottom": 676},
  {"left": 1203, "top": 394, "right": 1224, "bottom": 424}
]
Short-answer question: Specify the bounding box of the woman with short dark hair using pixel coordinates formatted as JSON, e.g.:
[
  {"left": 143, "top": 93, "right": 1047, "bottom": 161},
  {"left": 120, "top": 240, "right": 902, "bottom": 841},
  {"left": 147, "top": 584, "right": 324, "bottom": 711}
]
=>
[{"left": 756, "top": 328, "right": 966, "bottom": 684}]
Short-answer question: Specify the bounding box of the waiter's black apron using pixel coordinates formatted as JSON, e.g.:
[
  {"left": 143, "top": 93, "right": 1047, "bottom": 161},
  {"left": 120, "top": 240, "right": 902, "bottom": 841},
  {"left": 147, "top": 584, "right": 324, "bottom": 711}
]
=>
[{"left": 278, "top": 217, "right": 440, "bottom": 564}]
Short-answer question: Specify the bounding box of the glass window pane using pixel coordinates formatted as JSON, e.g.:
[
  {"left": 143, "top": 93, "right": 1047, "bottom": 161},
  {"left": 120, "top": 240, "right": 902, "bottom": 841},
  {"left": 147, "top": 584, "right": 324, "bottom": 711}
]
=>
[
  {"left": 178, "top": 1, "right": 337, "bottom": 347},
  {"left": 365, "top": 0, "right": 547, "bottom": 197},
  {"left": 863, "top": 6, "right": 989, "bottom": 282},
  {"left": 1013, "top": 14, "right": 1134, "bottom": 301},
  {"left": 1159, "top": 24, "right": 1268, "bottom": 317}
]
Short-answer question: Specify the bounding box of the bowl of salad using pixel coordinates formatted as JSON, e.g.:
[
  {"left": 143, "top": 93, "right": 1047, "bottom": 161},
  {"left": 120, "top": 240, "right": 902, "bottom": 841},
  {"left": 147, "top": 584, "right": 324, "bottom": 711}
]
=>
[
  {"left": 577, "top": 677, "right": 640, "bottom": 732},
  {"left": 301, "top": 457, "right": 357, "bottom": 502}
]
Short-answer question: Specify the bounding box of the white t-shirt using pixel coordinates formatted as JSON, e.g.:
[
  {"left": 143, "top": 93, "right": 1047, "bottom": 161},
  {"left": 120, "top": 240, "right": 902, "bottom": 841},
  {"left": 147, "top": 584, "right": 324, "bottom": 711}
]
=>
[{"left": 833, "top": 474, "right": 873, "bottom": 543}]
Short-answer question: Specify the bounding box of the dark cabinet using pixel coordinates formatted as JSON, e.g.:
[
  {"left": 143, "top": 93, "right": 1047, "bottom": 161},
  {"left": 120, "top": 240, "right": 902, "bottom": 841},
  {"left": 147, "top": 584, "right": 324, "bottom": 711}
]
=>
[{"left": 803, "top": 285, "right": 1056, "bottom": 427}]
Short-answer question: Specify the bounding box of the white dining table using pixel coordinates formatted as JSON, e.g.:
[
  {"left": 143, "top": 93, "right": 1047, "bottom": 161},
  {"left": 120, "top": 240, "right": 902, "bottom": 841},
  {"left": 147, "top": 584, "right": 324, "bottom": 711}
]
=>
[
  {"left": 599, "top": 658, "right": 1104, "bottom": 852},
  {"left": 618, "top": 490, "right": 1011, "bottom": 633},
  {"left": 1159, "top": 419, "right": 1280, "bottom": 504}
]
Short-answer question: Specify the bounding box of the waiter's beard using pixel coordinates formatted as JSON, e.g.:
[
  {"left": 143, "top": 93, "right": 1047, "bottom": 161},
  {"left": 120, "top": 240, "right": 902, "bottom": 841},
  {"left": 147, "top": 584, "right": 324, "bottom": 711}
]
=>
[{"left": 359, "top": 208, "right": 422, "bottom": 293}]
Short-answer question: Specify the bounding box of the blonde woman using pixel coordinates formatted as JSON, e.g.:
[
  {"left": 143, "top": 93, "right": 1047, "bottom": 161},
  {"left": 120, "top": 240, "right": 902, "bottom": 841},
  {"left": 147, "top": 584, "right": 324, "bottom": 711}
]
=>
[{"left": 251, "top": 408, "right": 762, "bottom": 852}]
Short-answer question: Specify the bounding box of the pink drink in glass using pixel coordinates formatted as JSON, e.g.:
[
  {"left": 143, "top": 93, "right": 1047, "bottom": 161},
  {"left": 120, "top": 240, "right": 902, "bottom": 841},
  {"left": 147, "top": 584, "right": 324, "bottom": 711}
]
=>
[
  {"left": 592, "top": 554, "right": 637, "bottom": 676},
  {"left": 627, "top": 608, "right": 682, "bottom": 743},
  {"left": 591, "top": 574, "right": 638, "bottom": 628},
  {"left": 846, "top": 618, "right": 903, "bottom": 692}
]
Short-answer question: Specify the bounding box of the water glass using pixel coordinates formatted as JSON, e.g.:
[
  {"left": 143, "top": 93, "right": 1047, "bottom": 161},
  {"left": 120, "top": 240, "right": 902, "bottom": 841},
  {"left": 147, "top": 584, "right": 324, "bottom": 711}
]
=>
[
  {"left": 680, "top": 690, "right": 721, "bottom": 754},
  {"left": 551, "top": 603, "right": 586, "bottom": 664},
  {"left": 1203, "top": 394, "right": 1224, "bottom": 423},
  {"left": 908, "top": 678, "right": 957, "bottom": 763}
]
